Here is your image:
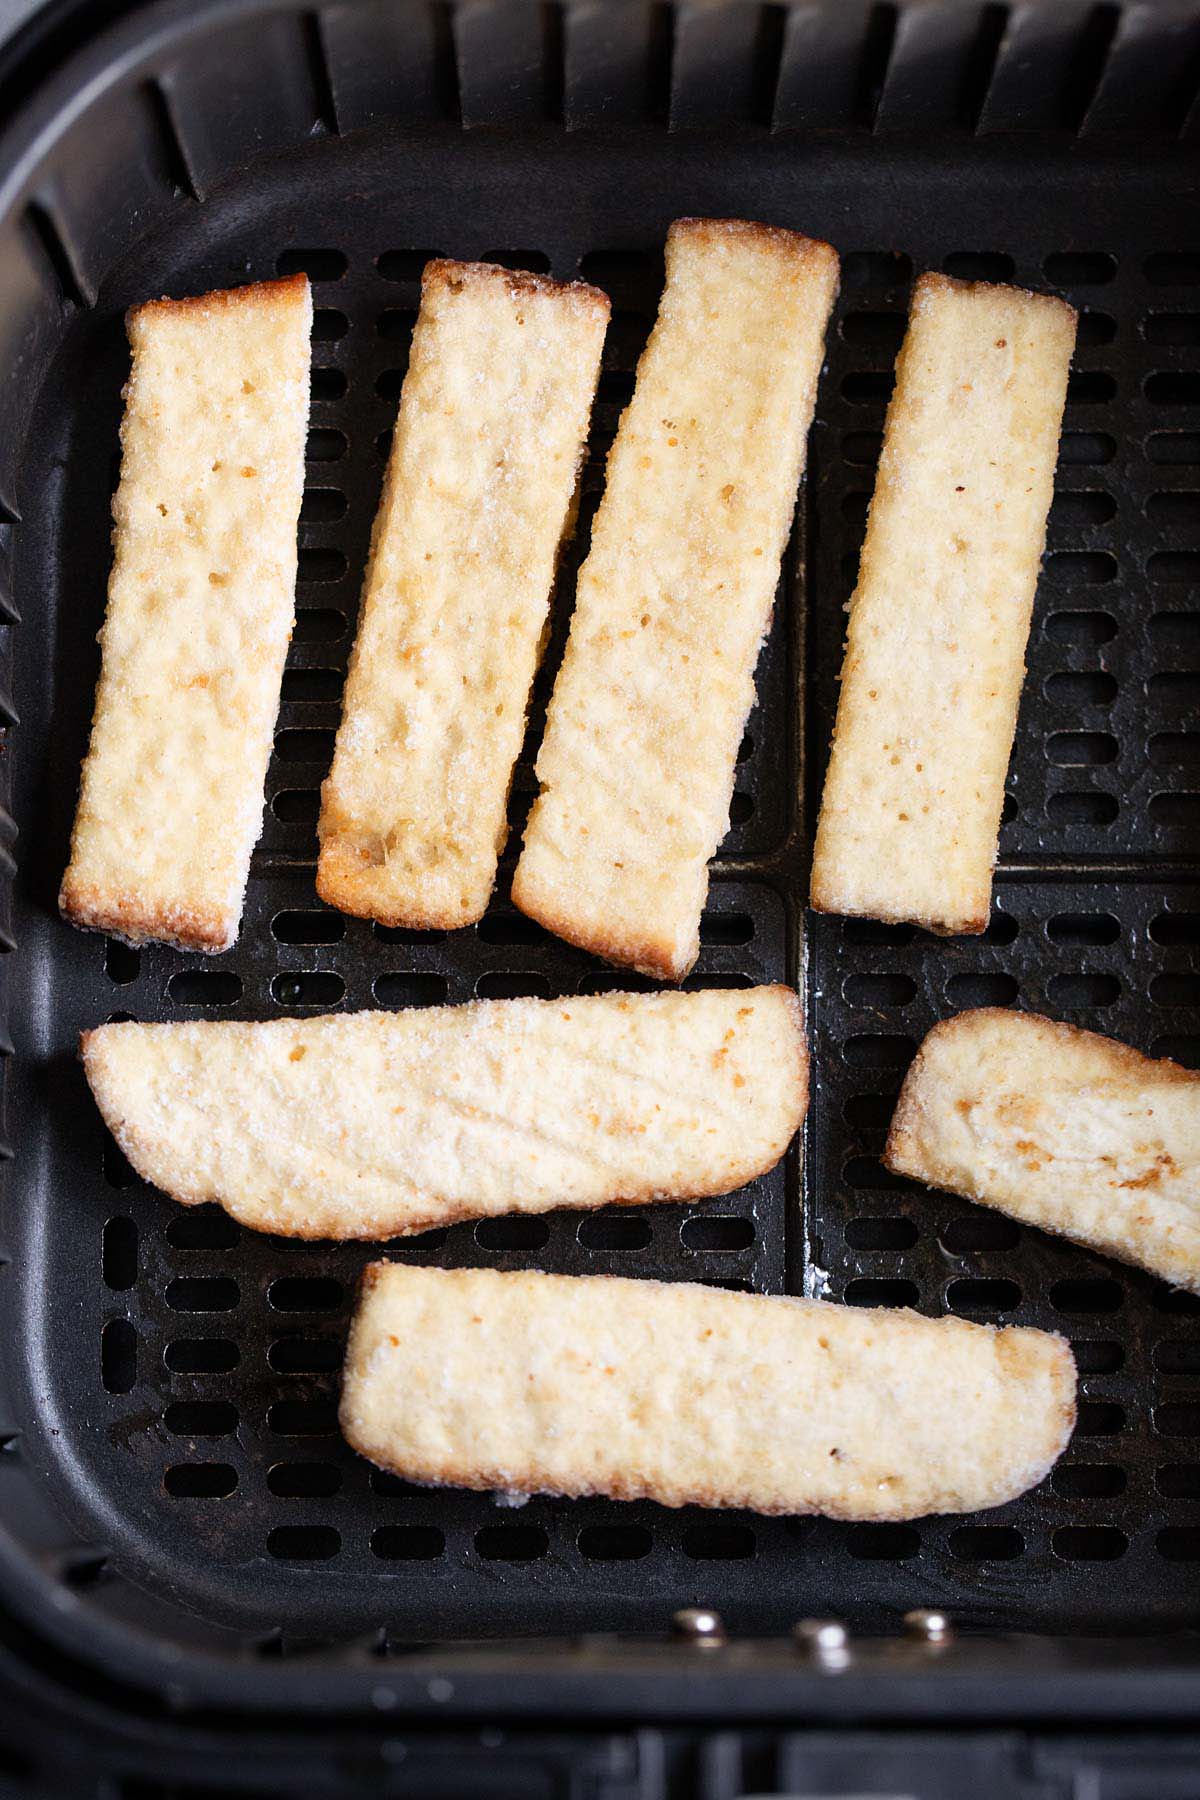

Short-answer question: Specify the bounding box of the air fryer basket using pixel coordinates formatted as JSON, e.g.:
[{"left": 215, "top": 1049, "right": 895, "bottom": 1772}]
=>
[{"left": 0, "top": 0, "right": 1198, "bottom": 1721}]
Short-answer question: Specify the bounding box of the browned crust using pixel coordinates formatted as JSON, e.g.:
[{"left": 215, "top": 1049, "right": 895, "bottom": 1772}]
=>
[
  {"left": 129, "top": 270, "right": 310, "bottom": 329},
  {"left": 914, "top": 270, "right": 1078, "bottom": 327},
  {"left": 808, "top": 882, "right": 989, "bottom": 938},
  {"left": 61, "top": 880, "right": 234, "bottom": 953},
  {"left": 883, "top": 1006, "right": 1200, "bottom": 1177},
  {"left": 508, "top": 865, "right": 695, "bottom": 982},
  {"left": 340, "top": 1273, "right": 1076, "bottom": 1519},
  {"left": 314, "top": 845, "right": 488, "bottom": 932},
  {"left": 422, "top": 257, "right": 610, "bottom": 321},
  {"left": 669, "top": 217, "right": 839, "bottom": 272},
  {"left": 80, "top": 986, "right": 808, "bottom": 1240}
]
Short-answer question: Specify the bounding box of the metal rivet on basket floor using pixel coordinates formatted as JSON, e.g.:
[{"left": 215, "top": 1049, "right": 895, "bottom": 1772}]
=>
[
  {"left": 903, "top": 1608, "right": 954, "bottom": 1643},
  {"left": 793, "top": 1618, "right": 850, "bottom": 1664},
  {"left": 672, "top": 1606, "right": 725, "bottom": 1645}
]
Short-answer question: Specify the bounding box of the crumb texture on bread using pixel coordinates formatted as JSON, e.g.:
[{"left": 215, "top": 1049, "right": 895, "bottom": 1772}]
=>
[
  {"left": 59, "top": 273, "right": 312, "bottom": 952},
  {"left": 317, "top": 259, "right": 608, "bottom": 929},
  {"left": 81, "top": 986, "right": 807, "bottom": 1239},
  {"left": 811, "top": 275, "right": 1076, "bottom": 934},
  {"left": 886, "top": 1008, "right": 1200, "bottom": 1289},
  {"left": 340, "top": 1264, "right": 1076, "bottom": 1518},
  {"left": 513, "top": 218, "right": 839, "bottom": 981}
]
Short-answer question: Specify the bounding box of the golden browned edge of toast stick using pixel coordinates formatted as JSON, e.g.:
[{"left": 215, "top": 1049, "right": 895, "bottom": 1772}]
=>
[
  {"left": 79, "top": 986, "right": 806, "bottom": 1240},
  {"left": 886, "top": 1008, "right": 1200, "bottom": 1290},
  {"left": 512, "top": 217, "right": 839, "bottom": 981},
  {"left": 59, "top": 271, "right": 312, "bottom": 952},
  {"left": 810, "top": 272, "right": 1077, "bottom": 935},
  {"left": 316, "top": 259, "right": 608, "bottom": 930},
  {"left": 340, "top": 1264, "right": 1076, "bottom": 1519}
]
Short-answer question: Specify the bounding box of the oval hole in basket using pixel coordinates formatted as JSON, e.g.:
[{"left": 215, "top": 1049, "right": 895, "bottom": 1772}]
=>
[
  {"left": 1050, "top": 489, "right": 1115, "bottom": 528},
  {"left": 267, "top": 1460, "right": 342, "bottom": 1498},
  {"left": 268, "top": 1336, "right": 342, "bottom": 1375},
  {"left": 475, "top": 1216, "right": 550, "bottom": 1251},
  {"left": 306, "top": 427, "right": 347, "bottom": 462},
  {"left": 681, "top": 1523, "right": 755, "bottom": 1560},
  {"left": 577, "top": 1214, "right": 651, "bottom": 1250},
  {"left": 167, "top": 1207, "right": 240, "bottom": 1250},
  {"left": 944, "top": 251, "right": 1014, "bottom": 281},
  {"left": 1151, "top": 907, "right": 1200, "bottom": 950},
  {"left": 940, "top": 1214, "right": 1019, "bottom": 1254},
  {"left": 300, "top": 487, "right": 347, "bottom": 524},
  {"left": 1068, "top": 371, "right": 1116, "bottom": 405},
  {"left": 1157, "top": 1527, "right": 1200, "bottom": 1562},
  {"left": 268, "top": 1277, "right": 344, "bottom": 1312},
  {"left": 1146, "top": 371, "right": 1200, "bottom": 405},
  {"left": 1048, "top": 910, "right": 1119, "bottom": 945},
  {"left": 1047, "top": 731, "right": 1118, "bottom": 765},
  {"left": 842, "top": 919, "right": 916, "bottom": 946},
  {"left": 1046, "top": 252, "right": 1115, "bottom": 285},
  {"left": 475, "top": 1525, "right": 548, "bottom": 1562},
  {"left": 104, "top": 938, "right": 139, "bottom": 984},
  {"left": 841, "top": 250, "right": 912, "bottom": 289},
  {"left": 268, "top": 1399, "right": 338, "bottom": 1436},
  {"left": 1156, "top": 1465, "right": 1200, "bottom": 1498},
  {"left": 946, "top": 1277, "right": 1021, "bottom": 1315},
  {"left": 1047, "top": 972, "right": 1120, "bottom": 1008},
  {"left": 948, "top": 1526, "right": 1024, "bottom": 1560},
  {"left": 1053, "top": 1525, "right": 1127, "bottom": 1561},
  {"left": 373, "top": 972, "right": 449, "bottom": 1007},
  {"left": 1045, "top": 609, "right": 1117, "bottom": 645},
  {"left": 1152, "top": 973, "right": 1200, "bottom": 1007},
  {"left": 1045, "top": 670, "right": 1117, "bottom": 707},
  {"left": 164, "top": 1338, "right": 240, "bottom": 1374},
  {"left": 1051, "top": 1278, "right": 1124, "bottom": 1314},
  {"left": 102, "top": 1216, "right": 137, "bottom": 1289},
  {"left": 271, "top": 972, "right": 345, "bottom": 1007},
  {"left": 1156, "top": 1402, "right": 1200, "bottom": 1435},
  {"left": 1046, "top": 792, "right": 1119, "bottom": 826},
  {"left": 843, "top": 1034, "right": 916, "bottom": 1070},
  {"left": 267, "top": 1526, "right": 341, "bottom": 1561},
  {"left": 292, "top": 608, "right": 346, "bottom": 643},
  {"left": 839, "top": 310, "right": 905, "bottom": 352},
  {"left": 1058, "top": 431, "right": 1116, "bottom": 466},
  {"left": 167, "top": 970, "right": 242, "bottom": 1007},
  {"left": 164, "top": 1462, "right": 237, "bottom": 1498},
  {"left": 981, "top": 909, "right": 1019, "bottom": 945},
  {"left": 100, "top": 1318, "right": 136, "bottom": 1394},
  {"left": 309, "top": 368, "right": 346, "bottom": 402},
  {"left": 841, "top": 370, "right": 894, "bottom": 405},
  {"left": 166, "top": 1277, "right": 239, "bottom": 1313},
  {"left": 475, "top": 973, "right": 552, "bottom": 1000},
  {"left": 476, "top": 912, "right": 551, "bottom": 945},
  {"left": 680, "top": 1215, "right": 755, "bottom": 1252},
  {"left": 164, "top": 1401, "right": 237, "bottom": 1437},
  {"left": 1053, "top": 1462, "right": 1126, "bottom": 1499},
  {"left": 281, "top": 667, "right": 342, "bottom": 703},
  {"left": 1155, "top": 1287, "right": 1200, "bottom": 1315},
  {"left": 272, "top": 909, "right": 345, "bottom": 945},
  {"left": 1075, "top": 1401, "right": 1124, "bottom": 1436},
  {"left": 578, "top": 1524, "right": 652, "bottom": 1561},
  {"left": 842, "top": 1278, "right": 919, "bottom": 1308},
  {"left": 843, "top": 431, "right": 882, "bottom": 466},
  {"left": 846, "top": 1524, "right": 920, "bottom": 1560},
  {"left": 843, "top": 1092, "right": 896, "bottom": 1135},
  {"left": 843, "top": 1216, "right": 917, "bottom": 1252},
  {"left": 1046, "top": 551, "right": 1116, "bottom": 584},
  {"left": 271, "top": 788, "right": 319, "bottom": 824},
  {"left": 373, "top": 1526, "right": 445, "bottom": 1561},
  {"left": 1071, "top": 1339, "right": 1124, "bottom": 1374},
  {"left": 842, "top": 972, "right": 916, "bottom": 1007},
  {"left": 842, "top": 1156, "right": 911, "bottom": 1192},
  {"left": 275, "top": 727, "right": 335, "bottom": 764},
  {"left": 944, "top": 972, "right": 1018, "bottom": 1008}
]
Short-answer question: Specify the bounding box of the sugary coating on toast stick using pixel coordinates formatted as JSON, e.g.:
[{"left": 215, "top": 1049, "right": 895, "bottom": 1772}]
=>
[
  {"left": 886, "top": 1008, "right": 1200, "bottom": 1290},
  {"left": 811, "top": 275, "right": 1076, "bottom": 934},
  {"left": 513, "top": 219, "right": 839, "bottom": 980},
  {"left": 317, "top": 260, "right": 608, "bottom": 929},
  {"left": 81, "top": 986, "right": 807, "bottom": 1239},
  {"left": 60, "top": 274, "right": 312, "bottom": 951},
  {"left": 341, "top": 1263, "right": 1076, "bottom": 1518}
]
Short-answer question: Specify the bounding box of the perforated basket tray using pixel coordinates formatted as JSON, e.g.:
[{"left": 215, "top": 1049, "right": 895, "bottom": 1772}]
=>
[{"left": 0, "top": 0, "right": 1198, "bottom": 1720}]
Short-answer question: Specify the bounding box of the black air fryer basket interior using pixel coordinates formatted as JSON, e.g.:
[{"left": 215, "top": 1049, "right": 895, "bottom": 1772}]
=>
[{"left": 0, "top": 0, "right": 1198, "bottom": 1730}]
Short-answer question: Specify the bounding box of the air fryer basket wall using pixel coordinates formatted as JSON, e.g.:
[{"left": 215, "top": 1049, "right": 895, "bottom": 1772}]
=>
[{"left": 0, "top": 0, "right": 1198, "bottom": 1719}]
